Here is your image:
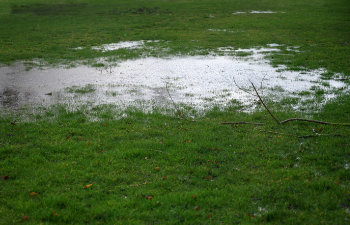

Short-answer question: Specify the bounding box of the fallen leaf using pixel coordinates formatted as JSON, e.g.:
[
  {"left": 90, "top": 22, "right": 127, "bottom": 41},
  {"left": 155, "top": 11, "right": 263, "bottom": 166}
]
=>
[
  {"left": 194, "top": 205, "right": 200, "bottom": 211},
  {"left": 186, "top": 140, "right": 191, "bottom": 143},
  {"left": 207, "top": 214, "right": 212, "bottom": 218},
  {"left": 204, "top": 175, "right": 213, "bottom": 180},
  {"left": 190, "top": 195, "right": 196, "bottom": 199},
  {"left": 84, "top": 184, "right": 93, "bottom": 189},
  {"left": 154, "top": 167, "right": 160, "bottom": 171},
  {"left": 23, "top": 216, "right": 29, "bottom": 221},
  {"left": 4, "top": 175, "right": 9, "bottom": 180},
  {"left": 52, "top": 210, "right": 58, "bottom": 216},
  {"left": 29, "top": 192, "right": 38, "bottom": 197},
  {"left": 146, "top": 196, "right": 153, "bottom": 200}
]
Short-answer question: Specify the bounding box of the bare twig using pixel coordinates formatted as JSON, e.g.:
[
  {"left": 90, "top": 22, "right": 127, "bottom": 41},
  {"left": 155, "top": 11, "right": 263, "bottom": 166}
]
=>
[
  {"left": 232, "top": 76, "right": 254, "bottom": 96},
  {"left": 249, "top": 81, "right": 281, "bottom": 125},
  {"left": 223, "top": 76, "right": 350, "bottom": 129},
  {"left": 221, "top": 121, "right": 265, "bottom": 125},
  {"left": 281, "top": 118, "right": 350, "bottom": 126}
]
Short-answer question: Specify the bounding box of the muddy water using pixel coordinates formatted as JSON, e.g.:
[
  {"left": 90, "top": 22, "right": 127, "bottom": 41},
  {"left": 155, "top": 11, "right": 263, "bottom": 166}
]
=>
[{"left": 0, "top": 48, "right": 347, "bottom": 112}]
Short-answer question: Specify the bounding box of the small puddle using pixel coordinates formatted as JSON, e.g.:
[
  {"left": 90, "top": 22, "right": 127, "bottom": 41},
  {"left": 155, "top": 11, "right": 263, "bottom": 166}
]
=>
[
  {"left": 0, "top": 45, "right": 348, "bottom": 113},
  {"left": 90, "top": 40, "right": 159, "bottom": 52},
  {"left": 232, "top": 11, "right": 284, "bottom": 15},
  {"left": 207, "top": 29, "right": 244, "bottom": 33}
]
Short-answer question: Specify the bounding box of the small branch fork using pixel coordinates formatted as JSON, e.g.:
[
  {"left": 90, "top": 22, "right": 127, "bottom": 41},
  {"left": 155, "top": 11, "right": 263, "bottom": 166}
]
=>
[
  {"left": 250, "top": 81, "right": 280, "bottom": 125},
  {"left": 222, "top": 80, "right": 350, "bottom": 127}
]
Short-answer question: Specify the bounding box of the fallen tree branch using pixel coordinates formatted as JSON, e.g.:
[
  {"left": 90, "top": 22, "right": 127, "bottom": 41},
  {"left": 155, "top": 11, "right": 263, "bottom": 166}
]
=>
[
  {"left": 281, "top": 118, "right": 350, "bottom": 126},
  {"left": 249, "top": 81, "right": 281, "bottom": 125},
  {"left": 248, "top": 81, "right": 349, "bottom": 127},
  {"left": 222, "top": 77, "right": 350, "bottom": 128}
]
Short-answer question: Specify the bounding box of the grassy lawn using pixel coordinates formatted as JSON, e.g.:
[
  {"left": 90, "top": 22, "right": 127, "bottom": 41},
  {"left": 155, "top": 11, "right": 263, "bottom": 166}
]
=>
[
  {"left": 1, "top": 99, "right": 350, "bottom": 224},
  {"left": 0, "top": 0, "right": 349, "bottom": 74},
  {"left": 1, "top": 0, "right": 350, "bottom": 224}
]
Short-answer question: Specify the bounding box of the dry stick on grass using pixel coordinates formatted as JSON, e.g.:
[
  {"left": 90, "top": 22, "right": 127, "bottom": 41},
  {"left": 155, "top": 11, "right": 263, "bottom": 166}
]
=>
[
  {"left": 223, "top": 80, "right": 350, "bottom": 127},
  {"left": 249, "top": 80, "right": 281, "bottom": 125},
  {"left": 250, "top": 81, "right": 350, "bottom": 126},
  {"left": 281, "top": 118, "right": 350, "bottom": 126}
]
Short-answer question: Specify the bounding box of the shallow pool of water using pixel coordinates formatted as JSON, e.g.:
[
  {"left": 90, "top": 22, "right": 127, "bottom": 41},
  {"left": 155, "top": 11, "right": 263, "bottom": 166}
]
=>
[{"left": 0, "top": 45, "right": 347, "bottom": 112}]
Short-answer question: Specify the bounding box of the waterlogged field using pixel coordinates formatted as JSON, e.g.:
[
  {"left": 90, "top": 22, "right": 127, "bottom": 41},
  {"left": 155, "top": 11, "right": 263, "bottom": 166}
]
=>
[
  {"left": 0, "top": 0, "right": 350, "bottom": 224},
  {"left": 2, "top": 45, "right": 347, "bottom": 112}
]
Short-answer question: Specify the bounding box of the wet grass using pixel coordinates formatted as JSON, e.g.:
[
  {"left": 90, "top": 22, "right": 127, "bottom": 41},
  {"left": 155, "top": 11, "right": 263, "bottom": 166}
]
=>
[
  {"left": 66, "top": 85, "right": 96, "bottom": 94},
  {"left": 11, "top": 3, "right": 88, "bottom": 16},
  {"left": 0, "top": 0, "right": 349, "bottom": 75},
  {"left": 1, "top": 0, "right": 350, "bottom": 224},
  {"left": 234, "top": 51, "right": 253, "bottom": 57},
  {"left": 1, "top": 96, "right": 350, "bottom": 224}
]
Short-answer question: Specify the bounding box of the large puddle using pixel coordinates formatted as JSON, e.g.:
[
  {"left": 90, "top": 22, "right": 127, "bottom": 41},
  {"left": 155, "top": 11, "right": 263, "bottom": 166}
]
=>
[{"left": 0, "top": 45, "right": 348, "bottom": 113}]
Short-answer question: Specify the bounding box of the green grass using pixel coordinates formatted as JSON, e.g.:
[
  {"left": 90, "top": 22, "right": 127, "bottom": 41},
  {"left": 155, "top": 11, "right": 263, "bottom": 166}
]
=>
[
  {"left": 1, "top": 96, "right": 350, "bottom": 224},
  {"left": 0, "top": 0, "right": 349, "bottom": 75},
  {"left": 1, "top": 0, "right": 350, "bottom": 224},
  {"left": 66, "top": 84, "right": 96, "bottom": 94}
]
